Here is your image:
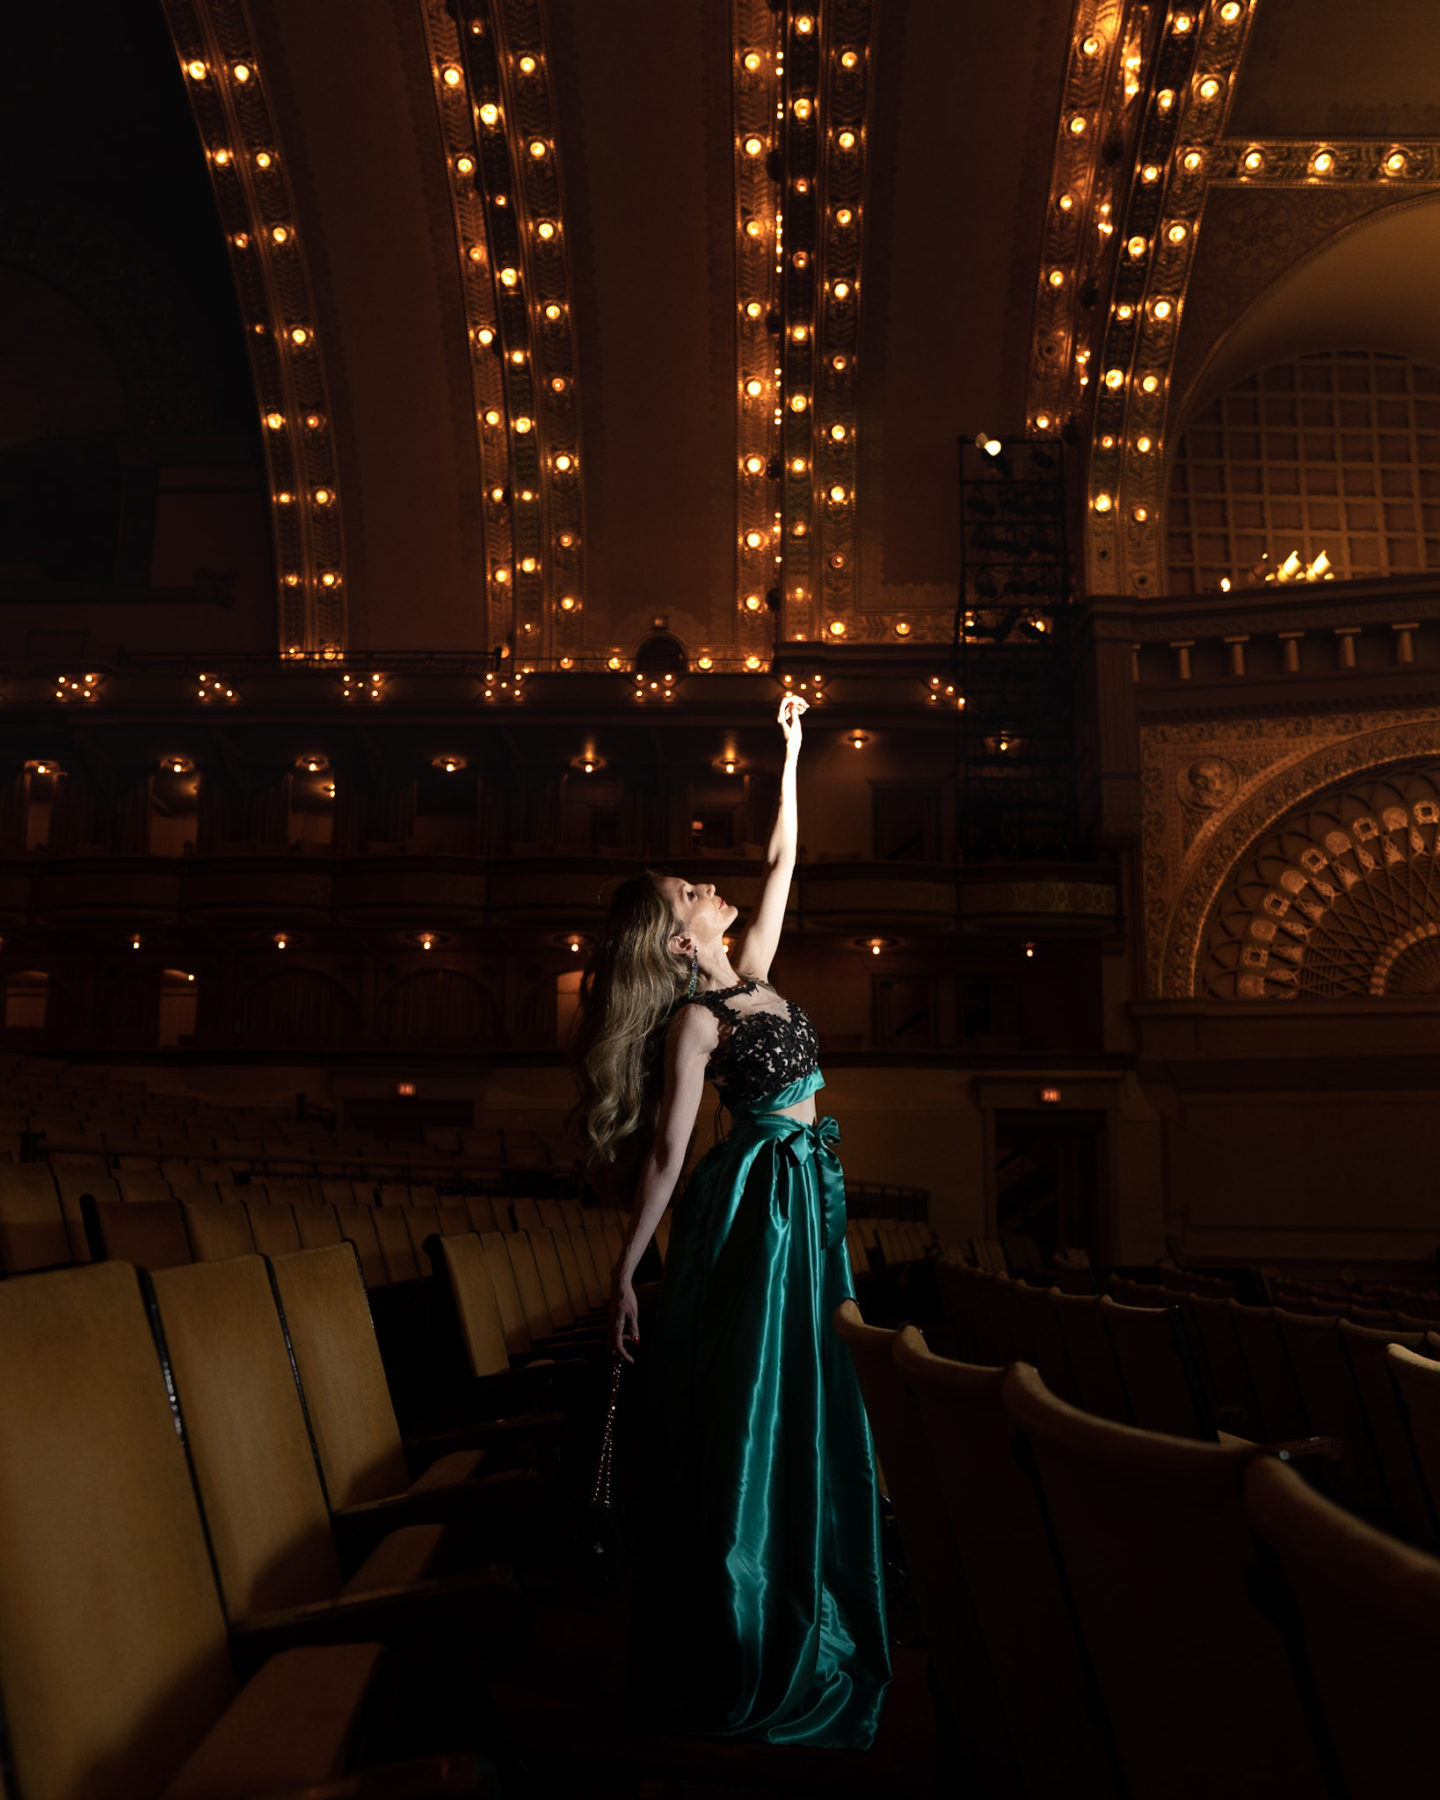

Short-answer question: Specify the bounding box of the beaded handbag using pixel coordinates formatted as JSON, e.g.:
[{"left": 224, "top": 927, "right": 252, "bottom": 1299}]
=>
[{"left": 588, "top": 1353, "right": 625, "bottom": 1514}]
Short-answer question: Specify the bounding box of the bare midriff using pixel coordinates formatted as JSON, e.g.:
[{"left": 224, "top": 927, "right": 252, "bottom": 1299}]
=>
[{"left": 762, "top": 1096, "right": 818, "bottom": 1124}]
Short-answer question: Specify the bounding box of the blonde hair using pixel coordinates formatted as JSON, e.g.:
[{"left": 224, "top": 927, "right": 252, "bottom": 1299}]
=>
[{"left": 573, "top": 871, "right": 690, "bottom": 1165}]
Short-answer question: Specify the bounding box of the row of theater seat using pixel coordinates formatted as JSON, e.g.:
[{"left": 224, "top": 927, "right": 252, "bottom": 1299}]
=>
[
  {"left": 841, "top": 1298, "right": 1440, "bottom": 1799},
  {"left": 0, "top": 1240, "right": 576, "bottom": 1798},
  {"left": 939, "top": 1258, "right": 1440, "bottom": 1551}
]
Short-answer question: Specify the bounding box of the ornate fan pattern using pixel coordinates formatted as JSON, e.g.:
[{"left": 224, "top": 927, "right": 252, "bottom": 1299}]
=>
[{"left": 1200, "top": 764, "right": 1440, "bottom": 999}]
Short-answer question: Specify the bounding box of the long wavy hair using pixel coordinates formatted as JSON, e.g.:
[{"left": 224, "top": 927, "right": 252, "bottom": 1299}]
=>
[{"left": 573, "top": 871, "right": 690, "bottom": 1167}]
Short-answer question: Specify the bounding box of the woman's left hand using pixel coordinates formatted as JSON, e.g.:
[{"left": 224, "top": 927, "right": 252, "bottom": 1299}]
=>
[
  {"left": 609, "top": 1267, "right": 640, "bottom": 1362},
  {"left": 778, "top": 692, "right": 808, "bottom": 747}
]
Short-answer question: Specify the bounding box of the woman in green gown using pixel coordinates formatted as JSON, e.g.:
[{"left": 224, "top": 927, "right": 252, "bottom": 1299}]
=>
[{"left": 575, "top": 695, "right": 891, "bottom": 1750}]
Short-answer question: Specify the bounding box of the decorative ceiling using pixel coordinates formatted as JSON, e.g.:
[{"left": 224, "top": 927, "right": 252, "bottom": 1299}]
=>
[{"left": 141, "top": 0, "right": 1440, "bottom": 654}]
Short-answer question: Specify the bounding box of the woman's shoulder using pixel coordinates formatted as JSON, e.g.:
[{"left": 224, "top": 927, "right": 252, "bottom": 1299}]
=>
[{"left": 671, "top": 999, "right": 722, "bottom": 1042}]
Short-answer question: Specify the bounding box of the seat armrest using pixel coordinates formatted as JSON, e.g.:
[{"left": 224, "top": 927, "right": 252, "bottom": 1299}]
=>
[
  {"left": 230, "top": 1566, "right": 530, "bottom": 1670},
  {"left": 333, "top": 1469, "right": 543, "bottom": 1560}
]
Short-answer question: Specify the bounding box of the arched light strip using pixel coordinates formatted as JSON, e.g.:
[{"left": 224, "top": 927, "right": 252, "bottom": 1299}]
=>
[
  {"left": 478, "top": 3, "right": 585, "bottom": 668},
  {"left": 810, "top": 1, "right": 877, "bottom": 640},
  {"left": 162, "top": 0, "right": 346, "bottom": 658},
  {"left": 733, "top": 0, "right": 785, "bottom": 670},
  {"left": 1025, "top": 0, "right": 1131, "bottom": 443},
  {"left": 1087, "top": 0, "right": 1260, "bottom": 597},
  {"left": 1211, "top": 137, "right": 1440, "bottom": 185},
  {"left": 419, "top": 3, "right": 513, "bottom": 655}
]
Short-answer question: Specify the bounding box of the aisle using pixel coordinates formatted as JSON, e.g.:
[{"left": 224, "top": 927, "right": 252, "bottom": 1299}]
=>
[{"left": 491, "top": 1586, "right": 938, "bottom": 1798}]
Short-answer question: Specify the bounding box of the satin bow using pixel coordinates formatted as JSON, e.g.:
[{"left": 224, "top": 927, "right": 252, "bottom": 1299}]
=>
[{"left": 774, "top": 1114, "right": 845, "bottom": 1247}]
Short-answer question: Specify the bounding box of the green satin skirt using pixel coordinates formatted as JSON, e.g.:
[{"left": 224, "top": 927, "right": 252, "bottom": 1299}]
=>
[{"left": 628, "top": 1071, "right": 891, "bottom": 1749}]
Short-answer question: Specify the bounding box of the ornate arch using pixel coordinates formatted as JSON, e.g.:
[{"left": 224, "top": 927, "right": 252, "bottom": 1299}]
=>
[{"left": 1156, "top": 714, "right": 1440, "bottom": 996}]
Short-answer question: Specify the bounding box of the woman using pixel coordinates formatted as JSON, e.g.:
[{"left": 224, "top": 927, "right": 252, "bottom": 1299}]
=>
[{"left": 574, "top": 694, "right": 891, "bottom": 1750}]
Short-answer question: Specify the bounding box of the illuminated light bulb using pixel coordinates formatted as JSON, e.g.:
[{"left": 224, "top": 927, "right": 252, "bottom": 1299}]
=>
[
  {"left": 1105, "top": 369, "right": 1124, "bottom": 389},
  {"left": 271, "top": 226, "right": 290, "bottom": 245},
  {"left": 1197, "top": 77, "right": 1221, "bottom": 100},
  {"left": 829, "top": 483, "right": 848, "bottom": 502},
  {"left": 518, "top": 54, "right": 537, "bottom": 73},
  {"left": 537, "top": 221, "right": 556, "bottom": 240},
  {"left": 255, "top": 150, "right": 273, "bottom": 168},
  {"left": 1137, "top": 435, "right": 1153, "bottom": 453},
  {"left": 837, "top": 130, "right": 856, "bottom": 150},
  {"left": 186, "top": 59, "right": 207, "bottom": 80},
  {"left": 529, "top": 139, "right": 548, "bottom": 158},
  {"left": 1036, "top": 413, "right": 1052, "bottom": 431},
  {"left": 499, "top": 266, "right": 518, "bottom": 286},
  {"left": 744, "top": 655, "right": 762, "bottom": 671},
  {"left": 1385, "top": 150, "right": 1407, "bottom": 175},
  {"left": 1220, "top": 0, "right": 1242, "bottom": 15},
  {"left": 520, "top": 556, "right": 537, "bottom": 573},
  {"left": 1134, "top": 506, "right": 1149, "bottom": 522},
  {"left": 544, "top": 303, "right": 563, "bottom": 320},
  {"left": 1048, "top": 268, "right": 1065, "bottom": 288},
  {"left": 1153, "top": 298, "right": 1173, "bottom": 319},
  {"left": 1167, "top": 222, "right": 1188, "bottom": 243},
  {"left": 233, "top": 62, "right": 251, "bottom": 81},
  {"left": 274, "top": 933, "right": 289, "bottom": 950},
  {"left": 1057, "top": 192, "right": 1074, "bottom": 212},
  {"left": 212, "top": 148, "right": 231, "bottom": 166},
  {"left": 744, "top": 50, "right": 762, "bottom": 70},
  {"left": 441, "top": 63, "right": 463, "bottom": 87},
  {"left": 1100, "top": 434, "right": 1115, "bottom": 449},
  {"left": 841, "top": 48, "right": 859, "bottom": 67},
  {"left": 796, "top": 14, "right": 814, "bottom": 32},
  {"left": 289, "top": 326, "right": 309, "bottom": 345},
  {"left": 313, "top": 488, "right": 333, "bottom": 505},
  {"left": 744, "top": 454, "right": 764, "bottom": 474},
  {"left": 791, "top": 322, "right": 809, "bottom": 341},
  {"left": 1093, "top": 493, "right": 1113, "bottom": 513},
  {"left": 1069, "top": 115, "right": 1088, "bottom": 137},
  {"left": 559, "top": 656, "right": 574, "bottom": 669},
  {"left": 130, "top": 933, "right": 143, "bottom": 950},
  {"left": 1156, "top": 88, "right": 1175, "bottom": 110},
  {"left": 1127, "top": 235, "right": 1147, "bottom": 258},
  {"left": 557, "top": 530, "right": 575, "bottom": 546},
  {"left": 1242, "top": 148, "right": 1264, "bottom": 171},
  {"left": 1312, "top": 149, "right": 1335, "bottom": 175},
  {"left": 277, "top": 491, "right": 293, "bottom": 505},
  {"left": 1174, "top": 12, "right": 1194, "bottom": 30},
  {"left": 1023, "top": 942, "right": 1036, "bottom": 959},
  {"left": 828, "top": 620, "right": 846, "bottom": 637},
  {"left": 894, "top": 620, "right": 912, "bottom": 637},
  {"left": 483, "top": 409, "right": 501, "bottom": 428},
  {"left": 744, "top": 135, "right": 764, "bottom": 156},
  {"left": 494, "top": 566, "right": 510, "bottom": 583},
  {"left": 744, "top": 531, "right": 764, "bottom": 550},
  {"left": 1081, "top": 34, "right": 1100, "bottom": 54},
  {"left": 832, "top": 353, "right": 849, "bottom": 371},
  {"left": 697, "top": 655, "right": 713, "bottom": 670},
  {"left": 743, "top": 301, "right": 764, "bottom": 321},
  {"left": 1141, "top": 373, "right": 1160, "bottom": 393},
  {"left": 514, "top": 415, "right": 533, "bottom": 433},
  {"left": 305, "top": 413, "right": 322, "bottom": 428},
  {"left": 1141, "top": 164, "right": 1160, "bottom": 183},
  {"left": 1184, "top": 150, "right": 1204, "bottom": 171},
  {"left": 265, "top": 411, "right": 284, "bottom": 430},
  {"left": 833, "top": 281, "right": 852, "bottom": 299},
  {"left": 419, "top": 934, "right": 435, "bottom": 951},
  {"left": 284, "top": 572, "right": 300, "bottom": 586},
  {"left": 476, "top": 327, "right": 494, "bottom": 345},
  {"left": 745, "top": 378, "right": 764, "bottom": 397},
  {"left": 233, "top": 232, "right": 249, "bottom": 248},
  {"left": 508, "top": 348, "right": 525, "bottom": 364},
  {"left": 1117, "top": 303, "right": 1135, "bottom": 320},
  {"left": 467, "top": 246, "right": 486, "bottom": 263},
  {"left": 790, "top": 456, "right": 808, "bottom": 474},
  {"left": 479, "top": 103, "right": 499, "bottom": 125},
  {"left": 555, "top": 453, "right": 574, "bottom": 471},
  {"left": 793, "top": 98, "right": 812, "bottom": 120},
  {"left": 559, "top": 595, "right": 576, "bottom": 610},
  {"left": 607, "top": 655, "right": 622, "bottom": 671},
  {"left": 792, "top": 250, "right": 809, "bottom": 269},
  {"left": 456, "top": 154, "right": 475, "bottom": 175},
  {"left": 789, "top": 394, "right": 808, "bottom": 411},
  {"left": 320, "top": 572, "right": 339, "bottom": 588},
  {"left": 744, "top": 219, "right": 762, "bottom": 239}
]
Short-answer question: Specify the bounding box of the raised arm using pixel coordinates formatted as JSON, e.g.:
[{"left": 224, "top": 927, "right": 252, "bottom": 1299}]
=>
[
  {"left": 609, "top": 1001, "right": 717, "bottom": 1360},
  {"left": 735, "top": 694, "right": 807, "bottom": 982}
]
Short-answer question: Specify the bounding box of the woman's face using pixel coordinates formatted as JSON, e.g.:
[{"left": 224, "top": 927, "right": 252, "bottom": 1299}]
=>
[{"left": 661, "top": 876, "right": 739, "bottom": 955}]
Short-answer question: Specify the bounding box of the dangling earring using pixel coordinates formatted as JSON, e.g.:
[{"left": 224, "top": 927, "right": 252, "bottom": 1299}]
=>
[{"left": 687, "top": 950, "right": 700, "bottom": 998}]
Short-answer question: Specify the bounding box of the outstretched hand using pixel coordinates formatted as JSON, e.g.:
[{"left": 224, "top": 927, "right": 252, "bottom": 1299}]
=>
[
  {"left": 777, "top": 692, "right": 808, "bottom": 748},
  {"left": 609, "top": 1267, "right": 640, "bottom": 1363}
]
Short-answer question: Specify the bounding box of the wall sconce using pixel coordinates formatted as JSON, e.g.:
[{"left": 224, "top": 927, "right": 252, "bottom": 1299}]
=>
[
  {"left": 1023, "top": 941, "right": 1037, "bottom": 959},
  {"left": 1039, "top": 1086, "right": 1061, "bottom": 1105},
  {"left": 557, "top": 933, "right": 588, "bottom": 955},
  {"left": 396, "top": 1081, "right": 416, "bottom": 1097},
  {"left": 130, "top": 934, "right": 143, "bottom": 951},
  {"left": 570, "top": 750, "right": 605, "bottom": 775},
  {"left": 273, "top": 933, "right": 289, "bottom": 950},
  {"left": 296, "top": 754, "right": 329, "bottom": 774},
  {"left": 405, "top": 931, "right": 451, "bottom": 952},
  {"left": 847, "top": 730, "right": 871, "bottom": 751},
  {"left": 432, "top": 754, "right": 467, "bottom": 774},
  {"left": 858, "top": 937, "right": 896, "bottom": 956},
  {"left": 714, "top": 750, "right": 743, "bottom": 776},
  {"left": 161, "top": 755, "right": 195, "bottom": 775}
]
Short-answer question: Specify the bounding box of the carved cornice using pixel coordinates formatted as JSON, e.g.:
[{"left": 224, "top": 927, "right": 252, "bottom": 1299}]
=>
[
  {"left": 1141, "top": 708, "right": 1440, "bottom": 996},
  {"left": 162, "top": 0, "right": 347, "bottom": 656}
]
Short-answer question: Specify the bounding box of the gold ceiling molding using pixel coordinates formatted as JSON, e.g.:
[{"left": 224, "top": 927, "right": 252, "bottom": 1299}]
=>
[
  {"left": 420, "top": 0, "right": 586, "bottom": 668},
  {"left": 1209, "top": 137, "right": 1440, "bottom": 186},
  {"left": 1141, "top": 710, "right": 1440, "bottom": 996},
  {"left": 730, "top": 2, "right": 878, "bottom": 666},
  {"left": 163, "top": 0, "right": 347, "bottom": 658}
]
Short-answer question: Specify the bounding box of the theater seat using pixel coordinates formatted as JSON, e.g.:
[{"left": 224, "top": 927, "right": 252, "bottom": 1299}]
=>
[
  {"left": 83, "top": 1195, "right": 192, "bottom": 1270},
  {"left": 146, "top": 1256, "right": 529, "bottom": 1673},
  {"left": 0, "top": 1261, "right": 479, "bottom": 1800},
  {"left": 0, "top": 1161, "right": 72, "bottom": 1272}
]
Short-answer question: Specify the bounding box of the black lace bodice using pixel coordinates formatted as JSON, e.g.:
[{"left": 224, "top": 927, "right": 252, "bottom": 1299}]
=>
[{"left": 687, "top": 978, "right": 820, "bottom": 1106}]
